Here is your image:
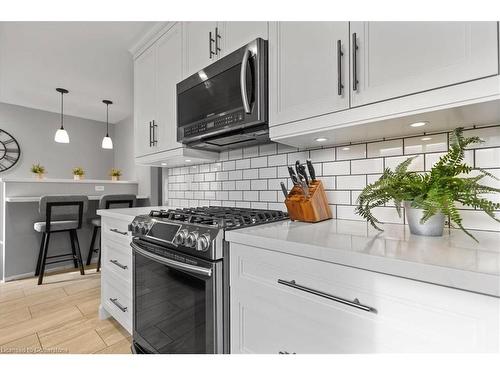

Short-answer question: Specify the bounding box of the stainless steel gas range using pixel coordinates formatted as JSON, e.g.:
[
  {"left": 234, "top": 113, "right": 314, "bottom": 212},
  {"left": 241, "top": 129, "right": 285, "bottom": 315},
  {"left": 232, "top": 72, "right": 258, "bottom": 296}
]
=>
[{"left": 129, "top": 206, "right": 288, "bottom": 354}]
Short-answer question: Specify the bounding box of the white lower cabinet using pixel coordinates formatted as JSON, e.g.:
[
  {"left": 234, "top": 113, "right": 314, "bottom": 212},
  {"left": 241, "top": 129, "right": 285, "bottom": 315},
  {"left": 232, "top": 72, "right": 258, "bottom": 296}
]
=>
[
  {"left": 99, "top": 216, "right": 133, "bottom": 334},
  {"left": 230, "top": 244, "right": 499, "bottom": 353}
]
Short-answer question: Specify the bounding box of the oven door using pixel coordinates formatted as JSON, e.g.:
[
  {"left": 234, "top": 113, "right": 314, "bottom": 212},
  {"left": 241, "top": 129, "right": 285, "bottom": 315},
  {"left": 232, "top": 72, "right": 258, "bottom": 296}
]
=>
[{"left": 131, "top": 240, "right": 223, "bottom": 354}]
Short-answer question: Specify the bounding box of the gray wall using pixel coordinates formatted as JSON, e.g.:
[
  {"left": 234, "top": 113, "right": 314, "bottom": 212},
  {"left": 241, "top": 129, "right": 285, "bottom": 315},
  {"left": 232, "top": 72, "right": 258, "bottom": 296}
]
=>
[
  {"left": 114, "top": 115, "right": 151, "bottom": 199},
  {"left": 0, "top": 101, "right": 115, "bottom": 179}
]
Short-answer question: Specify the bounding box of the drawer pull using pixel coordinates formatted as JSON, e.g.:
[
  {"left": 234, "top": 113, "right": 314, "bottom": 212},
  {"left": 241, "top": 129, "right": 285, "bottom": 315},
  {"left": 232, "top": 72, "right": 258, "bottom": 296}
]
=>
[
  {"left": 278, "top": 351, "right": 296, "bottom": 354},
  {"left": 277, "top": 279, "right": 377, "bottom": 314},
  {"left": 110, "top": 228, "right": 128, "bottom": 236},
  {"left": 109, "top": 298, "right": 128, "bottom": 312},
  {"left": 109, "top": 259, "right": 128, "bottom": 270}
]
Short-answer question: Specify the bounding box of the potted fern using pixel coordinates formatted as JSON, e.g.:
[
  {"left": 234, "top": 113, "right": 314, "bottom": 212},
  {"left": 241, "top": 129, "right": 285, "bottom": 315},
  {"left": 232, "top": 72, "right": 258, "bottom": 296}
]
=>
[
  {"left": 72, "top": 167, "right": 85, "bottom": 180},
  {"left": 109, "top": 168, "right": 122, "bottom": 181},
  {"left": 356, "top": 128, "right": 500, "bottom": 241},
  {"left": 31, "top": 163, "right": 46, "bottom": 179}
]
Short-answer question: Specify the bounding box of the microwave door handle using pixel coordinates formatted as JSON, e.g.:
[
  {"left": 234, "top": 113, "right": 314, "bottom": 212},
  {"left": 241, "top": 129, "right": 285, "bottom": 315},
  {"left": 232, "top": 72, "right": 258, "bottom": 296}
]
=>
[
  {"left": 240, "top": 49, "right": 252, "bottom": 114},
  {"left": 131, "top": 242, "right": 213, "bottom": 277}
]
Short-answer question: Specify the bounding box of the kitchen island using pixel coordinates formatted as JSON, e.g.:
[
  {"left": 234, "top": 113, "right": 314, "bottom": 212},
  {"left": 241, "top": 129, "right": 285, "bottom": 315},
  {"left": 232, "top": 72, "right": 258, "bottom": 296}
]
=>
[{"left": 0, "top": 178, "right": 149, "bottom": 281}]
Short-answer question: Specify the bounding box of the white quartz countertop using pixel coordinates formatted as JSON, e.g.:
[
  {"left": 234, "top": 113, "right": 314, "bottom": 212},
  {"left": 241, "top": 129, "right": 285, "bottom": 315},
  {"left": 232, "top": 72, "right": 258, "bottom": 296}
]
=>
[
  {"left": 5, "top": 195, "right": 149, "bottom": 203},
  {"left": 97, "top": 206, "right": 172, "bottom": 221},
  {"left": 0, "top": 178, "right": 138, "bottom": 184},
  {"left": 225, "top": 219, "right": 500, "bottom": 297}
]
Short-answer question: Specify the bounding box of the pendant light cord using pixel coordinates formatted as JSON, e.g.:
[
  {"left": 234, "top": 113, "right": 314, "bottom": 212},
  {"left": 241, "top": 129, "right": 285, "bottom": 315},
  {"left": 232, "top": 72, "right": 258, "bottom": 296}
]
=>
[
  {"left": 106, "top": 102, "right": 109, "bottom": 136},
  {"left": 60, "top": 92, "right": 64, "bottom": 130}
]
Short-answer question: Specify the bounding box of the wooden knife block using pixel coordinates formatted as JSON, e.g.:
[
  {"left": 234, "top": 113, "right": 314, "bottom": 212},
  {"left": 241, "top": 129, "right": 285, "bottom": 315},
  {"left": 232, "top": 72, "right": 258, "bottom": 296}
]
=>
[{"left": 284, "top": 180, "right": 333, "bottom": 223}]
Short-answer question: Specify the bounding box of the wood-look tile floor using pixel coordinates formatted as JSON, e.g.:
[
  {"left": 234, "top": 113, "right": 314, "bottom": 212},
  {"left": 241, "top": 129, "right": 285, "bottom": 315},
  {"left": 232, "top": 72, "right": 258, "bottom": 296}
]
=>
[{"left": 0, "top": 267, "right": 132, "bottom": 354}]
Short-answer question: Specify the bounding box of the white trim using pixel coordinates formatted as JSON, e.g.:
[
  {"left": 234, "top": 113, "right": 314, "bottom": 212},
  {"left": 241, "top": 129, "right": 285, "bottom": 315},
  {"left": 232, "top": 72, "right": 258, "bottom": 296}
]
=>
[{"left": 129, "top": 22, "right": 175, "bottom": 59}]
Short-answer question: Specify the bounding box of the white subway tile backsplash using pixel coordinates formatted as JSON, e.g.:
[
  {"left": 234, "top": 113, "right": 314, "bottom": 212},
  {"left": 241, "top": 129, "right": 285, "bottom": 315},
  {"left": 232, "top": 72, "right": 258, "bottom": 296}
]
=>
[
  {"left": 235, "top": 158, "right": 250, "bottom": 170},
  {"left": 166, "top": 127, "right": 500, "bottom": 233},
  {"left": 268, "top": 153, "right": 287, "bottom": 166},
  {"left": 475, "top": 147, "right": 500, "bottom": 169},
  {"left": 337, "top": 175, "right": 367, "bottom": 190},
  {"left": 367, "top": 139, "right": 403, "bottom": 157},
  {"left": 259, "top": 167, "right": 277, "bottom": 179},
  {"left": 404, "top": 133, "right": 447, "bottom": 154},
  {"left": 464, "top": 127, "right": 500, "bottom": 149},
  {"left": 385, "top": 154, "right": 424, "bottom": 172},
  {"left": 251, "top": 156, "right": 268, "bottom": 168},
  {"left": 310, "top": 148, "right": 335, "bottom": 162},
  {"left": 336, "top": 144, "right": 366, "bottom": 160},
  {"left": 251, "top": 179, "right": 268, "bottom": 190},
  {"left": 323, "top": 161, "right": 350, "bottom": 176},
  {"left": 351, "top": 158, "right": 384, "bottom": 175}
]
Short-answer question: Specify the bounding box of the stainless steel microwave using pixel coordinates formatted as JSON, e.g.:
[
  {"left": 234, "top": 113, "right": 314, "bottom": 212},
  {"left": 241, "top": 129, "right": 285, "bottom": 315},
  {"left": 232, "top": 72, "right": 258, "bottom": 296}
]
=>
[{"left": 177, "top": 38, "right": 268, "bottom": 150}]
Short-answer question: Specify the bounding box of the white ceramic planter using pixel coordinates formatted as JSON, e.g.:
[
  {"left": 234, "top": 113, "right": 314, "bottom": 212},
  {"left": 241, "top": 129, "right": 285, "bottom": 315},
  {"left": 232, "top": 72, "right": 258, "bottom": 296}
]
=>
[{"left": 404, "top": 201, "right": 445, "bottom": 236}]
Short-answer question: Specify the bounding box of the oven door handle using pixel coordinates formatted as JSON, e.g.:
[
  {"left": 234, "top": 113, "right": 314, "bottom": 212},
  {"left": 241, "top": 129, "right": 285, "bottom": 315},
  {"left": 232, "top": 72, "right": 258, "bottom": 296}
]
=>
[
  {"left": 240, "top": 48, "right": 252, "bottom": 114},
  {"left": 131, "top": 242, "right": 213, "bottom": 277}
]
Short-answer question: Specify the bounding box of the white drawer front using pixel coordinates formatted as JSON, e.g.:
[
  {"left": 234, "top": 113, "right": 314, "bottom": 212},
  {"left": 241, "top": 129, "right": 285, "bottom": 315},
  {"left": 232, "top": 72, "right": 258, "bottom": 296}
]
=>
[
  {"left": 102, "top": 272, "right": 132, "bottom": 332},
  {"left": 230, "top": 243, "right": 499, "bottom": 353},
  {"left": 101, "top": 217, "right": 132, "bottom": 245},
  {"left": 102, "top": 239, "right": 132, "bottom": 284}
]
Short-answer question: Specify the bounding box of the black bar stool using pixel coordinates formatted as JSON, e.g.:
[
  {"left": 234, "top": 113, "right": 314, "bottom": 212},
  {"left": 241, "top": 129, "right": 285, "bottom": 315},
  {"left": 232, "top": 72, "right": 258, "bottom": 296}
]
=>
[
  {"left": 86, "top": 194, "right": 136, "bottom": 272},
  {"left": 34, "top": 195, "right": 89, "bottom": 285}
]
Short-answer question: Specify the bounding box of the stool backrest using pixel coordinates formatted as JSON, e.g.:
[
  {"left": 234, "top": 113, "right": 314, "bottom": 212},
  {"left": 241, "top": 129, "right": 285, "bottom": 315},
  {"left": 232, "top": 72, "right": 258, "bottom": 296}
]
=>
[
  {"left": 39, "top": 195, "right": 89, "bottom": 232},
  {"left": 99, "top": 194, "right": 136, "bottom": 209}
]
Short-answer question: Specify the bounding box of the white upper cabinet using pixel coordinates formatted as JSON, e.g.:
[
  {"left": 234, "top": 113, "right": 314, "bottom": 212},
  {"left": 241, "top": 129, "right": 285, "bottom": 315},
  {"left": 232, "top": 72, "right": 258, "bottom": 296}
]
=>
[
  {"left": 350, "top": 21, "right": 499, "bottom": 107},
  {"left": 182, "top": 22, "right": 218, "bottom": 77},
  {"left": 156, "top": 23, "right": 183, "bottom": 152},
  {"left": 269, "top": 22, "right": 350, "bottom": 126},
  {"left": 134, "top": 46, "right": 157, "bottom": 158},
  {"left": 218, "top": 22, "right": 268, "bottom": 56}
]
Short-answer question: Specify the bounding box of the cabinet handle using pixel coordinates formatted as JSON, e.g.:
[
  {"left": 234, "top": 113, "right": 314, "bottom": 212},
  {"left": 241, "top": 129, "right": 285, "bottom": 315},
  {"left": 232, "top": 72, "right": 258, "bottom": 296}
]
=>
[
  {"left": 278, "top": 351, "right": 296, "bottom": 354},
  {"left": 277, "top": 279, "right": 377, "bottom": 313},
  {"left": 109, "top": 259, "right": 128, "bottom": 270},
  {"left": 149, "top": 121, "right": 153, "bottom": 147},
  {"left": 110, "top": 228, "right": 128, "bottom": 236},
  {"left": 152, "top": 120, "right": 158, "bottom": 146},
  {"left": 352, "top": 32, "right": 359, "bottom": 91},
  {"left": 337, "top": 40, "right": 344, "bottom": 96},
  {"left": 215, "top": 27, "right": 221, "bottom": 55},
  {"left": 109, "top": 298, "right": 128, "bottom": 312},
  {"left": 209, "top": 31, "right": 215, "bottom": 58}
]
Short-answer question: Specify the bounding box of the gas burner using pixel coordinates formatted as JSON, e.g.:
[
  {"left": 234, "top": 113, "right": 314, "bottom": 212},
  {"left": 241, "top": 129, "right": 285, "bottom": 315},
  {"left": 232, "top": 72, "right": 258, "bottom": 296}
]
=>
[{"left": 149, "top": 206, "right": 288, "bottom": 229}]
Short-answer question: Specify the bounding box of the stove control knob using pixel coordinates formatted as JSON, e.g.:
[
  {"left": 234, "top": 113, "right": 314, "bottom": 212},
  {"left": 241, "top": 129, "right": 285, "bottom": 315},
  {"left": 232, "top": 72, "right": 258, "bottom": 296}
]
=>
[
  {"left": 185, "top": 231, "right": 199, "bottom": 248},
  {"left": 196, "top": 233, "right": 210, "bottom": 252},
  {"left": 174, "top": 229, "right": 188, "bottom": 245}
]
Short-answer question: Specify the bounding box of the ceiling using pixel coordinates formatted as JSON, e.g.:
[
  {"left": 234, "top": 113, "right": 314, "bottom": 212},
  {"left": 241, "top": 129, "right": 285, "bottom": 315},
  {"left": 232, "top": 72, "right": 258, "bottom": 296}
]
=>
[{"left": 0, "top": 21, "right": 156, "bottom": 123}]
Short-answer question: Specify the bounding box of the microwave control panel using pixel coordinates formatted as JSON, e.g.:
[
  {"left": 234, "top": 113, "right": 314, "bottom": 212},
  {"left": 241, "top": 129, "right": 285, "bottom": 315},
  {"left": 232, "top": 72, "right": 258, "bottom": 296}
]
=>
[{"left": 184, "top": 111, "right": 245, "bottom": 138}]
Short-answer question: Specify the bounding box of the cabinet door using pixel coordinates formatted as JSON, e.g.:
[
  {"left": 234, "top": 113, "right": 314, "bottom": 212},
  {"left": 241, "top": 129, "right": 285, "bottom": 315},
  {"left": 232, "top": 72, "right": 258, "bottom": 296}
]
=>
[
  {"left": 350, "top": 21, "right": 499, "bottom": 107},
  {"left": 269, "top": 22, "right": 350, "bottom": 127},
  {"left": 218, "top": 22, "right": 268, "bottom": 56},
  {"left": 134, "top": 46, "right": 156, "bottom": 157},
  {"left": 182, "top": 21, "right": 217, "bottom": 77},
  {"left": 156, "top": 23, "right": 183, "bottom": 152}
]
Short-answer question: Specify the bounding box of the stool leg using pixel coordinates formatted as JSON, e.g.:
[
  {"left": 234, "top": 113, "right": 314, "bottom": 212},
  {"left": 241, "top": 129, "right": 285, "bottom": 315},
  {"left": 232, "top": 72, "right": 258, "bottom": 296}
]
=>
[
  {"left": 37, "top": 232, "right": 51, "bottom": 285},
  {"left": 35, "top": 232, "right": 46, "bottom": 276},
  {"left": 68, "top": 230, "right": 78, "bottom": 269},
  {"left": 96, "top": 227, "right": 101, "bottom": 272},
  {"left": 72, "top": 229, "right": 85, "bottom": 276},
  {"left": 86, "top": 226, "right": 98, "bottom": 266}
]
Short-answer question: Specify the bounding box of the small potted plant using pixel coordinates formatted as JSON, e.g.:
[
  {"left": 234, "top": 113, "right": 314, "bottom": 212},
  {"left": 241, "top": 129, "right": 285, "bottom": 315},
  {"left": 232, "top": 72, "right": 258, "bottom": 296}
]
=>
[
  {"left": 109, "top": 168, "right": 122, "bottom": 181},
  {"left": 31, "top": 163, "right": 46, "bottom": 180},
  {"left": 72, "top": 167, "right": 85, "bottom": 181},
  {"left": 356, "top": 128, "right": 500, "bottom": 241}
]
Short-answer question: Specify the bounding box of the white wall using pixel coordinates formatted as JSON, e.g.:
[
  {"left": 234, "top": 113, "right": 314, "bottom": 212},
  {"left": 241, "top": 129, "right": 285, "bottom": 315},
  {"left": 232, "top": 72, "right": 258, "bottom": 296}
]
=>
[
  {"left": 0, "top": 101, "right": 114, "bottom": 179},
  {"left": 113, "top": 115, "right": 151, "bottom": 199}
]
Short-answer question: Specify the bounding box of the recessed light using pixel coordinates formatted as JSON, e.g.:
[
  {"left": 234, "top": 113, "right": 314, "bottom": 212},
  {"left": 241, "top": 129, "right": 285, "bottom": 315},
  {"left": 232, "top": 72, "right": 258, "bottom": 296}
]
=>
[
  {"left": 341, "top": 147, "right": 350, "bottom": 151},
  {"left": 421, "top": 137, "right": 432, "bottom": 141},
  {"left": 161, "top": 162, "right": 167, "bottom": 166},
  {"left": 315, "top": 137, "right": 328, "bottom": 142},
  {"left": 409, "top": 121, "right": 428, "bottom": 128},
  {"left": 185, "top": 159, "right": 192, "bottom": 162}
]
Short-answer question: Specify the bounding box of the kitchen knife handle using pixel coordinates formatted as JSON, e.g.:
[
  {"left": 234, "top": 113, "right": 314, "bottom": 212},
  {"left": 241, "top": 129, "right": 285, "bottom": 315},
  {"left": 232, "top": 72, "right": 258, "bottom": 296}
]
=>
[
  {"left": 280, "top": 182, "right": 288, "bottom": 199},
  {"left": 306, "top": 159, "right": 316, "bottom": 181},
  {"left": 299, "top": 164, "right": 309, "bottom": 186}
]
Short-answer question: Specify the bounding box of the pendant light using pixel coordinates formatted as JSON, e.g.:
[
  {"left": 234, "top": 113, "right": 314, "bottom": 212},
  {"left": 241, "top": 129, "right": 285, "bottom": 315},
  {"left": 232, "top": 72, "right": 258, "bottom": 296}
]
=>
[
  {"left": 54, "top": 88, "right": 70, "bottom": 143},
  {"left": 101, "top": 100, "right": 113, "bottom": 149}
]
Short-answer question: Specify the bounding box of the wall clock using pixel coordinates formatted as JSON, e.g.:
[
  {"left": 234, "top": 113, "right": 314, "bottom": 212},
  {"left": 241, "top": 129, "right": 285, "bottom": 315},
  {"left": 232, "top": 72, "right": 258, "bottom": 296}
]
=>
[{"left": 0, "top": 129, "right": 21, "bottom": 172}]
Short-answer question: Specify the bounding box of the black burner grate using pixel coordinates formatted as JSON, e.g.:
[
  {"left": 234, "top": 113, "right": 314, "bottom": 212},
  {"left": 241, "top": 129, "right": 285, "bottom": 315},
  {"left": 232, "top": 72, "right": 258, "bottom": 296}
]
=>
[{"left": 149, "top": 206, "right": 288, "bottom": 229}]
